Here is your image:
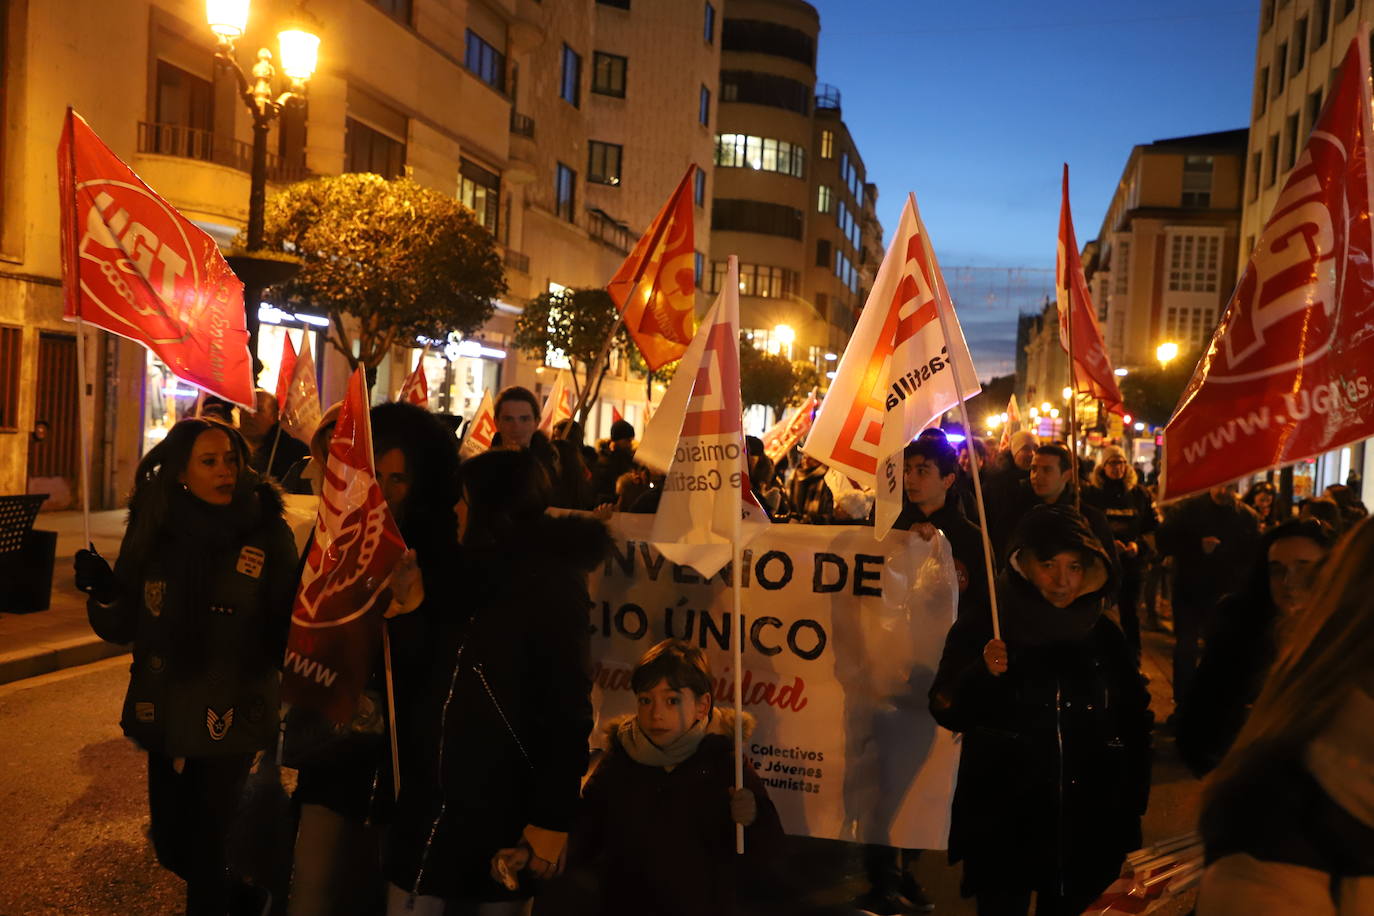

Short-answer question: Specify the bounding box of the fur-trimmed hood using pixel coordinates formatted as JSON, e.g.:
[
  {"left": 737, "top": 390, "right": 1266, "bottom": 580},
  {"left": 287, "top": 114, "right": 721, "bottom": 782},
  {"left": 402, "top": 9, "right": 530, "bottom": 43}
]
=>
[{"left": 602, "top": 706, "right": 757, "bottom": 746}]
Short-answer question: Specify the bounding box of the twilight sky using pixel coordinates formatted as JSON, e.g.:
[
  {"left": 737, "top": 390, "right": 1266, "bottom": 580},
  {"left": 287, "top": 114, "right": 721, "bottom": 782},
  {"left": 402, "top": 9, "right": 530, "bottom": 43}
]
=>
[{"left": 807, "top": 0, "right": 1257, "bottom": 378}]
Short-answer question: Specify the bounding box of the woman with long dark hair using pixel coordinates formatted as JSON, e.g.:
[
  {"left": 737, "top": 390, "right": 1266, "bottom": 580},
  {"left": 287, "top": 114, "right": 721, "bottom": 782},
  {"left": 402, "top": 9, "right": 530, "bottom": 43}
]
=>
[
  {"left": 1196, "top": 517, "right": 1374, "bottom": 914},
  {"left": 384, "top": 448, "right": 610, "bottom": 915},
  {"left": 1175, "top": 519, "right": 1333, "bottom": 777},
  {"left": 75, "top": 417, "right": 299, "bottom": 915}
]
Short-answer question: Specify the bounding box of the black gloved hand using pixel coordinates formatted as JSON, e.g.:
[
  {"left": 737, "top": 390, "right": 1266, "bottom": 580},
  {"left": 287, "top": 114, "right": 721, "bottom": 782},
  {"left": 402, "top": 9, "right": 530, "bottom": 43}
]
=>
[{"left": 74, "top": 545, "right": 116, "bottom": 603}]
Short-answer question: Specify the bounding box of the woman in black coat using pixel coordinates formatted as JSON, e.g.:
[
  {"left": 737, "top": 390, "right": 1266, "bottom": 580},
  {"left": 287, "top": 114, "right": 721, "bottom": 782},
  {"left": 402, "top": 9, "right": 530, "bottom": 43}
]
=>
[
  {"left": 384, "top": 448, "right": 611, "bottom": 914},
  {"left": 1175, "top": 519, "right": 1332, "bottom": 778},
  {"left": 929, "top": 505, "right": 1152, "bottom": 916},
  {"left": 1083, "top": 445, "right": 1158, "bottom": 663},
  {"left": 76, "top": 417, "right": 298, "bottom": 916}
]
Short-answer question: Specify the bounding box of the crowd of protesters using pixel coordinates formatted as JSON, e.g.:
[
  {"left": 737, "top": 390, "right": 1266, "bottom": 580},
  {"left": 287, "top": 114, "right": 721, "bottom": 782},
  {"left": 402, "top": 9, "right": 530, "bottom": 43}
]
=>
[{"left": 72, "top": 382, "right": 1374, "bottom": 916}]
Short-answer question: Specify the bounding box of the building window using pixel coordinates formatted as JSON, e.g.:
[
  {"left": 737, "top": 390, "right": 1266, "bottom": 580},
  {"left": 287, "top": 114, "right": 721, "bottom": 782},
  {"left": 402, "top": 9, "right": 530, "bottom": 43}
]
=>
[
  {"left": 1181, "top": 155, "right": 1213, "bottom": 207},
  {"left": 714, "top": 262, "right": 797, "bottom": 297},
  {"left": 153, "top": 60, "right": 214, "bottom": 158},
  {"left": 561, "top": 45, "right": 582, "bottom": 107},
  {"left": 1255, "top": 66, "right": 1269, "bottom": 117},
  {"left": 711, "top": 199, "right": 803, "bottom": 239},
  {"left": 1283, "top": 112, "right": 1300, "bottom": 170},
  {"left": 817, "top": 184, "right": 832, "bottom": 213},
  {"left": 699, "top": 85, "right": 710, "bottom": 125},
  {"left": 465, "top": 30, "right": 506, "bottom": 93},
  {"left": 694, "top": 251, "right": 705, "bottom": 288},
  {"left": 1113, "top": 240, "right": 1130, "bottom": 296},
  {"left": 721, "top": 19, "right": 814, "bottom": 67},
  {"left": 816, "top": 238, "right": 831, "bottom": 267},
  {"left": 591, "top": 52, "right": 627, "bottom": 98},
  {"left": 820, "top": 129, "right": 834, "bottom": 159},
  {"left": 1341, "top": 0, "right": 1354, "bottom": 19},
  {"left": 0, "top": 325, "right": 19, "bottom": 431},
  {"left": 719, "top": 70, "right": 810, "bottom": 115},
  {"left": 555, "top": 162, "right": 576, "bottom": 222},
  {"left": 1314, "top": 0, "right": 1330, "bottom": 46},
  {"left": 588, "top": 141, "right": 623, "bottom": 185},
  {"left": 459, "top": 159, "right": 500, "bottom": 234},
  {"left": 1168, "top": 233, "right": 1221, "bottom": 293},
  {"left": 345, "top": 117, "right": 406, "bottom": 179},
  {"left": 1266, "top": 133, "right": 1280, "bottom": 187},
  {"left": 1274, "top": 42, "right": 1287, "bottom": 92},
  {"left": 597, "top": 0, "right": 630, "bottom": 8},
  {"left": 1249, "top": 150, "right": 1262, "bottom": 202},
  {"left": 704, "top": 2, "right": 715, "bottom": 43},
  {"left": 713, "top": 134, "right": 805, "bottom": 178},
  {"left": 1293, "top": 18, "right": 1308, "bottom": 73},
  {"left": 368, "top": 0, "right": 411, "bottom": 25},
  {"left": 1262, "top": 0, "right": 1274, "bottom": 31},
  {"left": 694, "top": 167, "right": 706, "bottom": 207},
  {"left": 1305, "top": 88, "right": 1324, "bottom": 138}
]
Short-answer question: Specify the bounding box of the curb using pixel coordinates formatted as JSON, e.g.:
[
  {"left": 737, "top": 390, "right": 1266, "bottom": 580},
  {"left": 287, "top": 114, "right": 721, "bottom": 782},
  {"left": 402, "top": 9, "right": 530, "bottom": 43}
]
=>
[{"left": 0, "top": 636, "right": 129, "bottom": 687}]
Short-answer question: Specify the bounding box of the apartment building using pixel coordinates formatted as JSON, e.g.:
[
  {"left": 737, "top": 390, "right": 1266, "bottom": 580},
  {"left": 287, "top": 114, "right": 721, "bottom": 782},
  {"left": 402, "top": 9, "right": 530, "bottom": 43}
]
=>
[
  {"left": 707, "top": 0, "right": 881, "bottom": 395},
  {"left": 0, "top": 0, "right": 719, "bottom": 507}
]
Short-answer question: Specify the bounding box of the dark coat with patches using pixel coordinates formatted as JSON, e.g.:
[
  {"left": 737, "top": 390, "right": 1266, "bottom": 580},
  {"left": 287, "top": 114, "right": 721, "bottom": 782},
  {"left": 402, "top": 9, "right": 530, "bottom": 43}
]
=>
[{"left": 88, "top": 479, "right": 297, "bottom": 757}]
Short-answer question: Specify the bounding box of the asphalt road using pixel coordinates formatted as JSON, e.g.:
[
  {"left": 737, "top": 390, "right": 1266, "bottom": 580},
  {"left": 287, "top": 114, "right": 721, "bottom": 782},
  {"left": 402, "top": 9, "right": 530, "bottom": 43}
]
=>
[{"left": 0, "top": 635, "right": 1202, "bottom": 916}]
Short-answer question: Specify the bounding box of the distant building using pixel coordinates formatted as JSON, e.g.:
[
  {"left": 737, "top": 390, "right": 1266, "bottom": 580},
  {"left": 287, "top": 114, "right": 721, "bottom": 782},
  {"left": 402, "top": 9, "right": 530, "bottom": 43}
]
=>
[{"left": 1081, "top": 130, "right": 1248, "bottom": 370}]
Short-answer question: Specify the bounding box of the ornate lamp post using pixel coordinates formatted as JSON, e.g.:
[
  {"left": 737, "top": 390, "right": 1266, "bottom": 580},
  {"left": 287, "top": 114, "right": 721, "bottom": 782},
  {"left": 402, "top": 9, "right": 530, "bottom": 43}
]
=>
[{"left": 206, "top": 0, "right": 320, "bottom": 371}]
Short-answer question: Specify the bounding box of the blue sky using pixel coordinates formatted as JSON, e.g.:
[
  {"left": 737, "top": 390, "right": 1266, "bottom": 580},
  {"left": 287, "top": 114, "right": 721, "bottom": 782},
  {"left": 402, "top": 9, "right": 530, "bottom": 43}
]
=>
[{"left": 808, "top": 0, "right": 1257, "bottom": 377}]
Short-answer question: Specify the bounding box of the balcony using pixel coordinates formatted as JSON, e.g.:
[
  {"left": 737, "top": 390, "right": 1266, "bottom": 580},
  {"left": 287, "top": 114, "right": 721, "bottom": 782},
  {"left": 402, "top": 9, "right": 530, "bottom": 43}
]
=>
[
  {"left": 586, "top": 208, "right": 632, "bottom": 254},
  {"left": 136, "top": 122, "right": 311, "bottom": 184},
  {"left": 815, "top": 83, "right": 841, "bottom": 113},
  {"left": 503, "top": 247, "right": 530, "bottom": 274},
  {"left": 510, "top": 111, "right": 535, "bottom": 139}
]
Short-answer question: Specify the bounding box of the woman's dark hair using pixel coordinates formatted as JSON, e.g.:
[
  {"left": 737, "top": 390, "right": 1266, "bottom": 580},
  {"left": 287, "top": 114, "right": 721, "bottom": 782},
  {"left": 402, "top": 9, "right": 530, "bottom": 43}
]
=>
[
  {"left": 903, "top": 437, "right": 958, "bottom": 477},
  {"left": 371, "top": 401, "right": 460, "bottom": 554},
  {"left": 631, "top": 639, "right": 715, "bottom": 709},
  {"left": 1299, "top": 496, "right": 1344, "bottom": 535},
  {"left": 457, "top": 448, "right": 550, "bottom": 546},
  {"left": 495, "top": 385, "right": 540, "bottom": 420},
  {"left": 124, "top": 418, "right": 252, "bottom": 567},
  {"left": 1232, "top": 518, "right": 1335, "bottom": 611},
  {"left": 549, "top": 438, "right": 593, "bottom": 510},
  {"left": 551, "top": 418, "right": 584, "bottom": 444},
  {"left": 1012, "top": 504, "right": 1102, "bottom": 567}
]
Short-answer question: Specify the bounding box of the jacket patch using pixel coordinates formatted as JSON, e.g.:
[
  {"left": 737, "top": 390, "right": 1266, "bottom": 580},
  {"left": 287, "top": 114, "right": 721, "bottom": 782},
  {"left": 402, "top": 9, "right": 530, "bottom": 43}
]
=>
[
  {"left": 236, "top": 546, "right": 266, "bottom": 579},
  {"left": 209, "top": 604, "right": 235, "bottom": 615},
  {"left": 135, "top": 702, "right": 155, "bottom": 723},
  {"left": 144, "top": 580, "right": 165, "bottom": 617},
  {"left": 206, "top": 706, "right": 235, "bottom": 741}
]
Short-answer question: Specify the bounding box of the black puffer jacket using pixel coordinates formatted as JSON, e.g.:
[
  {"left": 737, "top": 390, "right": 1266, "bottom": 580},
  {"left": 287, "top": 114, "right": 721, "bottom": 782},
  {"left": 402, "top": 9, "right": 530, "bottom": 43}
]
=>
[
  {"left": 929, "top": 507, "right": 1152, "bottom": 898},
  {"left": 386, "top": 512, "right": 611, "bottom": 898},
  {"left": 89, "top": 477, "right": 298, "bottom": 758}
]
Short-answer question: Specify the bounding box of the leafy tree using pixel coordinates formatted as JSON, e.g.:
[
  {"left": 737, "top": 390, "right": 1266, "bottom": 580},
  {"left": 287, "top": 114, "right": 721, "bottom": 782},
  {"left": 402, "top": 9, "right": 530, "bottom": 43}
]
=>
[
  {"left": 1119, "top": 358, "right": 1196, "bottom": 428},
  {"left": 740, "top": 338, "right": 801, "bottom": 418},
  {"left": 512, "top": 288, "right": 628, "bottom": 423},
  {"left": 258, "top": 173, "right": 506, "bottom": 371}
]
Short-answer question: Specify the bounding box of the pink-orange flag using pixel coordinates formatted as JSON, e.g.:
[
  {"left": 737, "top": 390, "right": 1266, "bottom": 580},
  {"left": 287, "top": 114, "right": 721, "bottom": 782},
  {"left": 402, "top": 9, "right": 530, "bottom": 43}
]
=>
[
  {"left": 283, "top": 368, "right": 407, "bottom": 724},
  {"left": 1057, "top": 165, "right": 1124, "bottom": 414},
  {"left": 398, "top": 358, "right": 428, "bottom": 408}
]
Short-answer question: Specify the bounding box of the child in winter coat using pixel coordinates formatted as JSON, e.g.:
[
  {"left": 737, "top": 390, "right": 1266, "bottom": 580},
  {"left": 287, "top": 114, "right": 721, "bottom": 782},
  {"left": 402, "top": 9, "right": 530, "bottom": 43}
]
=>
[{"left": 569, "top": 639, "right": 784, "bottom": 916}]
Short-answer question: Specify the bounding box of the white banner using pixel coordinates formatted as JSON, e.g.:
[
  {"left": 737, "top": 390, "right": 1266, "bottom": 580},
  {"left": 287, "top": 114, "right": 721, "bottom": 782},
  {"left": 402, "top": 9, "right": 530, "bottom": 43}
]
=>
[{"left": 589, "top": 513, "right": 962, "bottom": 849}]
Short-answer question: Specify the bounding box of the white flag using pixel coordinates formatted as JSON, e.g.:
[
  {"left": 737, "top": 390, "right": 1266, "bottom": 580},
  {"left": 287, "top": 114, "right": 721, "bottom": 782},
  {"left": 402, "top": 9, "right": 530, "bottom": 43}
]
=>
[
  {"left": 280, "top": 333, "right": 321, "bottom": 444},
  {"left": 537, "top": 371, "right": 575, "bottom": 436},
  {"left": 636, "top": 256, "right": 768, "bottom": 578},
  {"left": 459, "top": 389, "right": 496, "bottom": 460},
  {"left": 803, "top": 192, "right": 980, "bottom": 537}
]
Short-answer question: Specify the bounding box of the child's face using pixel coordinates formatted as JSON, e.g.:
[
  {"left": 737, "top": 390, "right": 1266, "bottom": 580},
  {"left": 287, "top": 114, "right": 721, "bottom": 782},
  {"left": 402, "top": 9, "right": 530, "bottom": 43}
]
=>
[{"left": 635, "top": 678, "right": 711, "bottom": 747}]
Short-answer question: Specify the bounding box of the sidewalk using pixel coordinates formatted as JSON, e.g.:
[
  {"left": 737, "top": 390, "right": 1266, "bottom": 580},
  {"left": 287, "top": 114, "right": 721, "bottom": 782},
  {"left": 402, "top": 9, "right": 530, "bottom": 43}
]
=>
[{"left": 0, "top": 509, "right": 128, "bottom": 686}]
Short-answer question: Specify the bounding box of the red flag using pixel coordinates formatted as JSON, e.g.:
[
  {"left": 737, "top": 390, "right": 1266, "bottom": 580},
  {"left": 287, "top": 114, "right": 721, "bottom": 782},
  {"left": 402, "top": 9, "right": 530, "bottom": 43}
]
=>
[
  {"left": 1162, "top": 33, "right": 1374, "bottom": 501},
  {"left": 611, "top": 405, "right": 624, "bottom": 424},
  {"left": 606, "top": 165, "right": 698, "bottom": 371},
  {"left": 274, "top": 333, "right": 298, "bottom": 410},
  {"left": 999, "top": 394, "right": 1024, "bottom": 451},
  {"left": 398, "top": 357, "right": 429, "bottom": 408},
  {"left": 459, "top": 390, "right": 496, "bottom": 460},
  {"left": 279, "top": 333, "right": 321, "bottom": 444},
  {"left": 58, "top": 108, "right": 253, "bottom": 406},
  {"left": 1057, "top": 165, "right": 1124, "bottom": 415},
  {"left": 762, "top": 391, "right": 819, "bottom": 463},
  {"left": 283, "top": 369, "right": 407, "bottom": 723}
]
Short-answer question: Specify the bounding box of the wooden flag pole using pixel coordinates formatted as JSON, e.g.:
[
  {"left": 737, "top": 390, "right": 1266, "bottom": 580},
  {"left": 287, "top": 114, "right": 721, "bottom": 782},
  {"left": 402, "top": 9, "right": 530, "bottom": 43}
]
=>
[
  {"left": 1065, "top": 282, "right": 1082, "bottom": 511},
  {"left": 74, "top": 317, "right": 94, "bottom": 548},
  {"left": 919, "top": 198, "right": 1001, "bottom": 640},
  {"left": 383, "top": 621, "right": 401, "bottom": 800},
  {"left": 265, "top": 422, "right": 284, "bottom": 479},
  {"left": 732, "top": 527, "right": 745, "bottom": 855}
]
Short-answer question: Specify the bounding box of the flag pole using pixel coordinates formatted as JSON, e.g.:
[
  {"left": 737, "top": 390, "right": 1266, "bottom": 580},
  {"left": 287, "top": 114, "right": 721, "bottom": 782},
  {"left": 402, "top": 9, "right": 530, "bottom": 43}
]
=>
[
  {"left": 728, "top": 253, "right": 745, "bottom": 856},
  {"left": 917, "top": 194, "right": 1001, "bottom": 640},
  {"left": 577, "top": 279, "right": 639, "bottom": 421},
  {"left": 265, "top": 422, "right": 284, "bottom": 479},
  {"left": 65, "top": 110, "right": 93, "bottom": 549},
  {"left": 1065, "top": 283, "right": 1082, "bottom": 511},
  {"left": 383, "top": 621, "right": 401, "bottom": 800}
]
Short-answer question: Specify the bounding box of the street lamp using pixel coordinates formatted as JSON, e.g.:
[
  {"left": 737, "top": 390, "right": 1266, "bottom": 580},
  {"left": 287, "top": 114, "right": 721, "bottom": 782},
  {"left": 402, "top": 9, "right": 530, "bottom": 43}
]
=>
[
  {"left": 772, "top": 323, "right": 795, "bottom": 359},
  {"left": 1156, "top": 341, "right": 1180, "bottom": 370},
  {"left": 208, "top": 0, "right": 320, "bottom": 366},
  {"left": 1061, "top": 386, "right": 1073, "bottom": 401}
]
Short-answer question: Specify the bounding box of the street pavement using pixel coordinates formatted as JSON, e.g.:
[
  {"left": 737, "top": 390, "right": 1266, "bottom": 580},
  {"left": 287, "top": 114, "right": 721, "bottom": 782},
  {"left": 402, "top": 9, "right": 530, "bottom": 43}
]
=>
[{"left": 0, "top": 628, "right": 1202, "bottom": 915}]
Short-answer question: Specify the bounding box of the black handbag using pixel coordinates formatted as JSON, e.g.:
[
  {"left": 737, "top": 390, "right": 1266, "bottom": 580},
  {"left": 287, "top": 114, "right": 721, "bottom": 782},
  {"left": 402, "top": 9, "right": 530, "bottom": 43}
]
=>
[{"left": 280, "top": 688, "right": 386, "bottom": 769}]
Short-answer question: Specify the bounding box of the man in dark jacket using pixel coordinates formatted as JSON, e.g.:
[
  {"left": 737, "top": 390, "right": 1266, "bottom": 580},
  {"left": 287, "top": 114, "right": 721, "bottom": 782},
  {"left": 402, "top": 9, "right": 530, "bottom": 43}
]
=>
[
  {"left": 1156, "top": 485, "right": 1260, "bottom": 710},
  {"left": 989, "top": 444, "right": 1119, "bottom": 579},
  {"left": 593, "top": 419, "right": 637, "bottom": 505}
]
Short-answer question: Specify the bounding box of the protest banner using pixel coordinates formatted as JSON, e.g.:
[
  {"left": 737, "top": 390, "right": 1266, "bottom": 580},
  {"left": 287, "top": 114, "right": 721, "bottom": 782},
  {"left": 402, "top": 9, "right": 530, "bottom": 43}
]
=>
[{"left": 586, "top": 513, "right": 961, "bottom": 850}]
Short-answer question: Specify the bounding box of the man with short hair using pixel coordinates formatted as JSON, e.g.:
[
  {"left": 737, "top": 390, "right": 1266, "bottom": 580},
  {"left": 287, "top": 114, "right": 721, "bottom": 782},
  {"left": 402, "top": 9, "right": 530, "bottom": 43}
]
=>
[
  {"left": 242, "top": 387, "right": 307, "bottom": 482},
  {"left": 493, "top": 386, "right": 541, "bottom": 451},
  {"left": 990, "top": 444, "right": 1118, "bottom": 575}
]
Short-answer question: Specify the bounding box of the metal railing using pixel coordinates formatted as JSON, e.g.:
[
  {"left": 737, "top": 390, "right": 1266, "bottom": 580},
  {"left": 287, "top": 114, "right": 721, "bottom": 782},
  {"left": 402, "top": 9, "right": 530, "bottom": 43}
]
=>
[
  {"left": 815, "top": 83, "right": 841, "bottom": 111},
  {"left": 136, "top": 121, "right": 310, "bottom": 184},
  {"left": 586, "top": 208, "right": 632, "bottom": 254},
  {"left": 503, "top": 248, "right": 530, "bottom": 273},
  {"left": 510, "top": 111, "right": 535, "bottom": 139}
]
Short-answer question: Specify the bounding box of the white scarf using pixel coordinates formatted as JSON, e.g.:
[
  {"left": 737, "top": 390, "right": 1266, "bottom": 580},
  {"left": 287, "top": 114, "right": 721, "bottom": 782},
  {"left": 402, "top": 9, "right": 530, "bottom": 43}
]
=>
[{"left": 617, "top": 715, "right": 710, "bottom": 771}]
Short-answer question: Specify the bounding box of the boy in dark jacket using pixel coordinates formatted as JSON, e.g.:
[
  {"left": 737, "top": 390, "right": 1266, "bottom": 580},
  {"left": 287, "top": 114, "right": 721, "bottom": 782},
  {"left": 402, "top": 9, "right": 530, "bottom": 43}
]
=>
[{"left": 570, "top": 640, "right": 784, "bottom": 916}]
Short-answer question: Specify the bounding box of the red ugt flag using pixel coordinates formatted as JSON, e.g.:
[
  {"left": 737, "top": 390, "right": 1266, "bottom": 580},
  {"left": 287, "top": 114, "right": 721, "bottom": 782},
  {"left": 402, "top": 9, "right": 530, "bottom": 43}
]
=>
[
  {"left": 1162, "top": 33, "right": 1374, "bottom": 501},
  {"left": 1057, "top": 165, "right": 1124, "bottom": 414},
  {"left": 283, "top": 369, "right": 407, "bottom": 724},
  {"left": 398, "top": 357, "right": 429, "bottom": 408},
  {"left": 274, "top": 333, "right": 298, "bottom": 410},
  {"left": 58, "top": 108, "right": 253, "bottom": 406}
]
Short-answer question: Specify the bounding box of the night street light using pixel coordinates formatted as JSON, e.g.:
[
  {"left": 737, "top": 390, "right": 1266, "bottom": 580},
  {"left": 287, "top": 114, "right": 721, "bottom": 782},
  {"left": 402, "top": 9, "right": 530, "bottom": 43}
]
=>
[
  {"left": 772, "top": 323, "right": 795, "bottom": 358},
  {"left": 208, "top": 0, "right": 321, "bottom": 361},
  {"left": 1062, "top": 386, "right": 1073, "bottom": 401},
  {"left": 1156, "top": 341, "right": 1180, "bottom": 369}
]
